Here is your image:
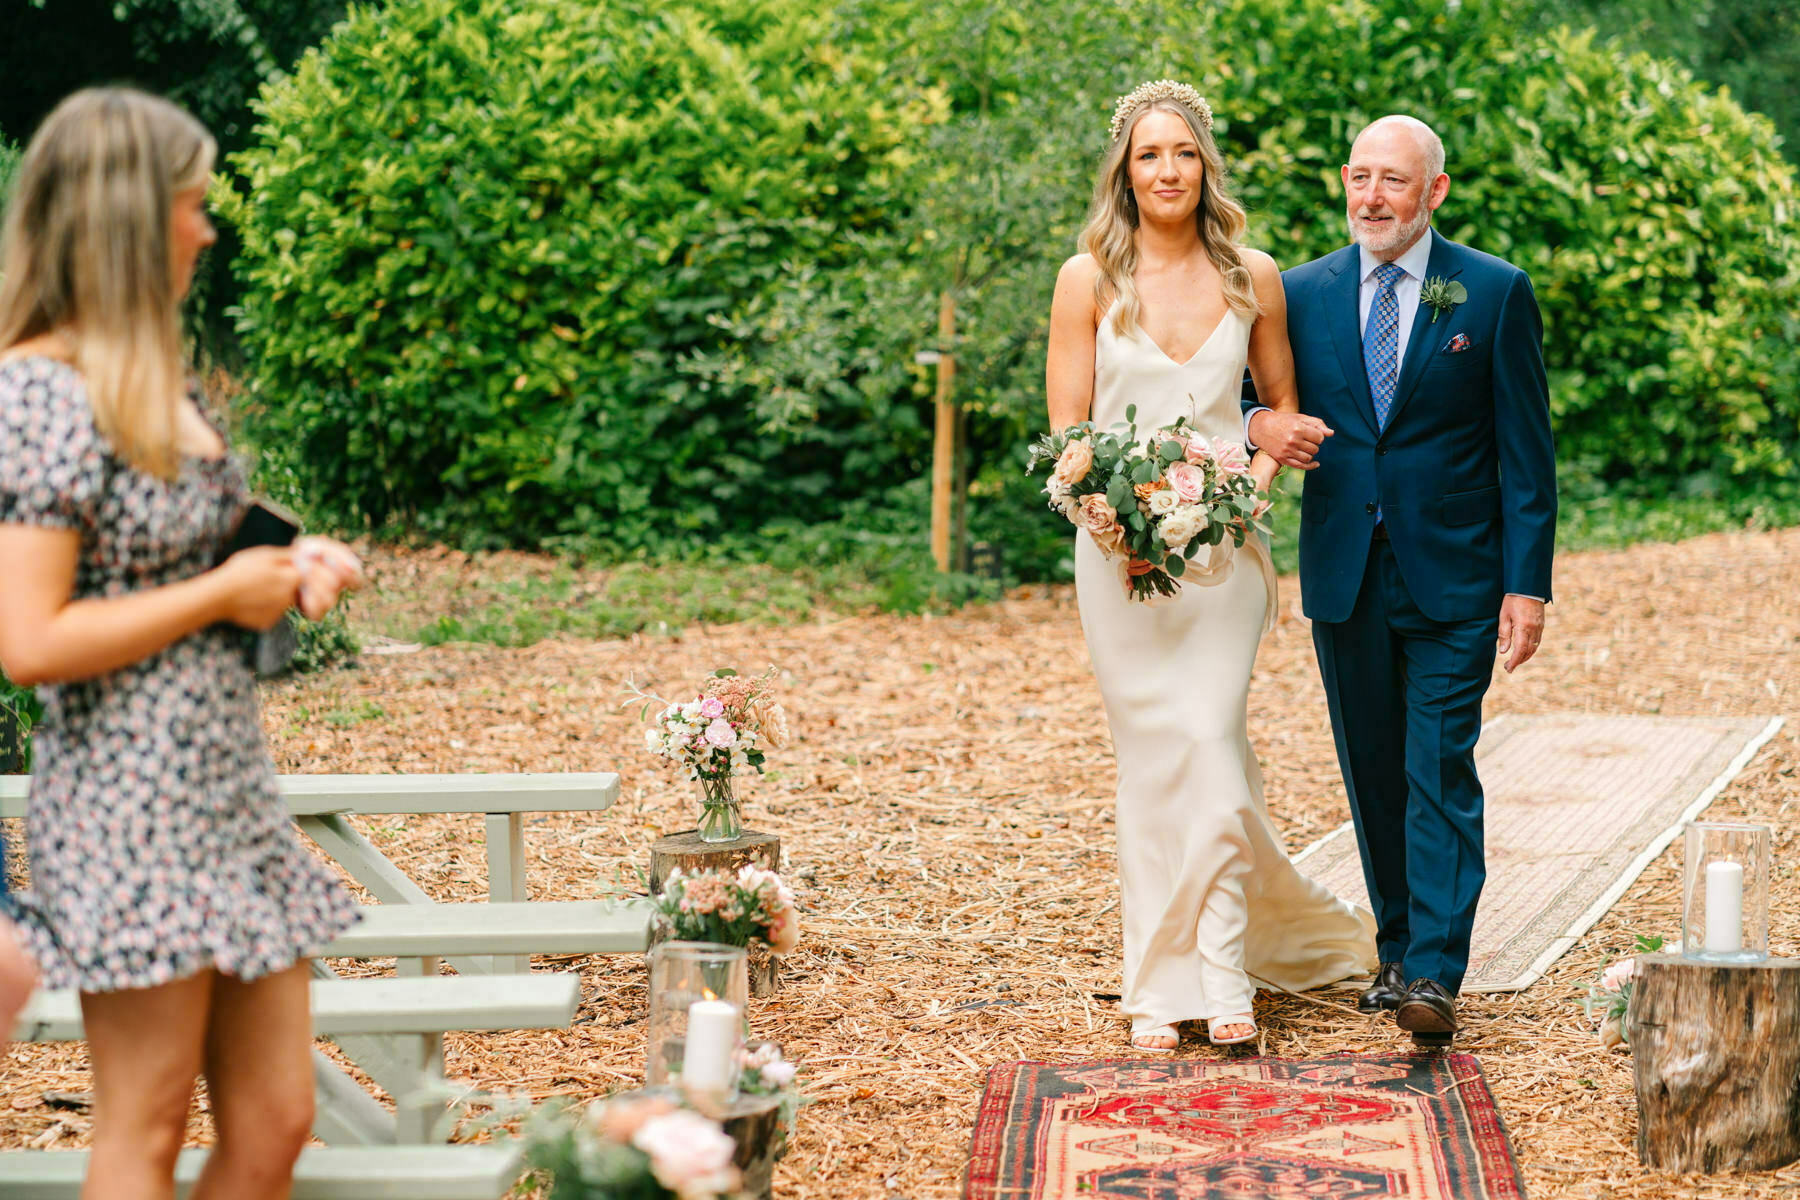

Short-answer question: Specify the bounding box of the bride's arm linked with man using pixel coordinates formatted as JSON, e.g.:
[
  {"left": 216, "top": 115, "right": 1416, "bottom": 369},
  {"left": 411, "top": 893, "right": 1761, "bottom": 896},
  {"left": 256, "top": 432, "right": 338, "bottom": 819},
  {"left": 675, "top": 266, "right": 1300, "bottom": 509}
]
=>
[{"left": 1047, "top": 80, "right": 1554, "bottom": 1052}]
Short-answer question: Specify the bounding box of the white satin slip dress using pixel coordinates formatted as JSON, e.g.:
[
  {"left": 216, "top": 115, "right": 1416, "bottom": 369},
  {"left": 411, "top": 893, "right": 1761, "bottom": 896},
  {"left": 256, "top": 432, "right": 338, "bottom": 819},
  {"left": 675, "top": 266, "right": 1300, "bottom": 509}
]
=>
[{"left": 1074, "top": 302, "right": 1377, "bottom": 1035}]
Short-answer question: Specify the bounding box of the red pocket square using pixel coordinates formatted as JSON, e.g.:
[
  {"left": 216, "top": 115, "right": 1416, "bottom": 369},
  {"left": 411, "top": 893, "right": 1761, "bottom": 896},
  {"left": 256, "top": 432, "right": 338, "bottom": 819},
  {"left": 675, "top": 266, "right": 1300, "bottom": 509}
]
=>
[{"left": 1446, "top": 333, "right": 1472, "bottom": 353}]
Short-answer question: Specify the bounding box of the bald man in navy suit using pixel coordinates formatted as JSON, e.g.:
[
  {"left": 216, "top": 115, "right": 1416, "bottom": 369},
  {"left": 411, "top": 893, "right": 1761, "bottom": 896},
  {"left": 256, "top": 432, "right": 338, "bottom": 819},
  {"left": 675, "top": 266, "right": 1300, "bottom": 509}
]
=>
[{"left": 1245, "top": 116, "right": 1556, "bottom": 1045}]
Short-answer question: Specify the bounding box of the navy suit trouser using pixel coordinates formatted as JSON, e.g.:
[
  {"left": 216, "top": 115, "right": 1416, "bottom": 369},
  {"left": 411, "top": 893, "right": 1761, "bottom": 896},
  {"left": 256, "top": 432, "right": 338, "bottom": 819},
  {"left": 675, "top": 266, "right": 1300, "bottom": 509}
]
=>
[{"left": 1312, "top": 538, "right": 1497, "bottom": 994}]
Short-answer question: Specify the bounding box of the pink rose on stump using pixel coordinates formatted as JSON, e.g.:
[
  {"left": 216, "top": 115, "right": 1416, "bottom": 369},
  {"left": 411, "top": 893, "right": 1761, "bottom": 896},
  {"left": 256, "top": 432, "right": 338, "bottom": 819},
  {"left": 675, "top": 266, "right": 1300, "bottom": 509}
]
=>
[
  {"left": 1053, "top": 440, "right": 1094, "bottom": 485},
  {"left": 1165, "top": 460, "right": 1206, "bottom": 504}
]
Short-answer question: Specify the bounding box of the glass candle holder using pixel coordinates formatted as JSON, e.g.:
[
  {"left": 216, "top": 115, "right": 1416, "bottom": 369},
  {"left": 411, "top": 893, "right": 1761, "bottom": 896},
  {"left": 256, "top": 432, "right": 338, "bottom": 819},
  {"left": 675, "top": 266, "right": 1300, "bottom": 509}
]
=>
[
  {"left": 647, "top": 941, "right": 749, "bottom": 1110},
  {"left": 1681, "top": 822, "right": 1771, "bottom": 964}
]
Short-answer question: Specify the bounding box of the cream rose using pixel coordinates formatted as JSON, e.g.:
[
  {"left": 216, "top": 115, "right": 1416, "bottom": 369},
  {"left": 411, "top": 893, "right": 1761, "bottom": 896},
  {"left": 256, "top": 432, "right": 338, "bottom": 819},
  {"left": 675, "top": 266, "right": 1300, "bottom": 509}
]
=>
[
  {"left": 1160, "top": 507, "right": 1204, "bottom": 549},
  {"left": 1147, "top": 488, "right": 1179, "bottom": 516},
  {"left": 1165, "top": 460, "right": 1206, "bottom": 504},
  {"left": 1053, "top": 440, "right": 1094, "bottom": 485}
]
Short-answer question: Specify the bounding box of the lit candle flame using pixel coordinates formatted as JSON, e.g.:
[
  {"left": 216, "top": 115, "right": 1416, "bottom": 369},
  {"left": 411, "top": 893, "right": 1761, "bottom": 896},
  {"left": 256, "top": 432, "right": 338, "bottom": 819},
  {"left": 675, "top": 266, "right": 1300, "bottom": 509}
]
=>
[{"left": 702, "top": 987, "right": 717, "bottom": 1002}]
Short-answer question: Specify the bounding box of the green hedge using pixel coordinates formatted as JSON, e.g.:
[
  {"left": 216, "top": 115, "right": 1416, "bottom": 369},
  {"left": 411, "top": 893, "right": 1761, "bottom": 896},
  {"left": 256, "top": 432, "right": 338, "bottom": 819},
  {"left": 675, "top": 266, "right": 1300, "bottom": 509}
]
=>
[
  {"left": 1160, "top": 0, "right": 1800, "bottom": 483},
  {"left": 0, "top": 138, "right": 18, "bottom": 210},
  {"left": 226, "top": 0, "right": 1800, "bottom": 558},
  {"left": 223, "top": 0, "right": 943, "bottom": 550}
]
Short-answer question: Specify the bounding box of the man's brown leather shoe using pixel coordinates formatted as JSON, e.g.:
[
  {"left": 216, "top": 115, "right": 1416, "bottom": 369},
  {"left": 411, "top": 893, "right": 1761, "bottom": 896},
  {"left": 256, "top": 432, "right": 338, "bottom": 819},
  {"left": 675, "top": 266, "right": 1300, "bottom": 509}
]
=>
[
  {"left": 1395, "top": 978, "right": 1458, "bottom": 1045},
  {"left": 1357, "top": 962, "right": 1406, "bottom": 1014}
]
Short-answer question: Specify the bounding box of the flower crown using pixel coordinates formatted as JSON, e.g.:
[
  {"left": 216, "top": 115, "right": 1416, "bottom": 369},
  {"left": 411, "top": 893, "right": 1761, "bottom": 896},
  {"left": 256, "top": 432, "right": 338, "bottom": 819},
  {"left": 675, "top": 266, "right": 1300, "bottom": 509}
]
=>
[{"left": 1108, "top": 79, "right": 1215, "bottom": 143}]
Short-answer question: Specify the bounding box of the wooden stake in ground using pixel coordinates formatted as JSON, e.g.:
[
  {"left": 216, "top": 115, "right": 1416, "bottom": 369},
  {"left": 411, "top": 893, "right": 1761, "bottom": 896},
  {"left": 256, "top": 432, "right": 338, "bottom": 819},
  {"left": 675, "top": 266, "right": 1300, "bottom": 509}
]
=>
[
  {"left": 928, "top": 290, "right": 958, "bottom": 573},
  {"left": 1628, "top": 954, "right": 1800, "bottom": 1172}
]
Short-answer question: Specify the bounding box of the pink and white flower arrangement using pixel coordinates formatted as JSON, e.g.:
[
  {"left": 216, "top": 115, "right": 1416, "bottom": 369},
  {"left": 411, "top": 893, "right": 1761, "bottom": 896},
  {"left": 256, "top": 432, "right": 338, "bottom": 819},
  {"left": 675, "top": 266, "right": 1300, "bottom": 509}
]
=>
[
  {"left": 654, "top": 864, "right": 802, "bottom": 955},
  {"left": 734, "top": 1041, "right": 804, "bottom": 1125},
  {"left": 1029, "top": 406, "right": 1269, "bottom": 602},
  {"left": 632, "top": 667, "right": 788, "bottom": 783},
  {"left": 520, "top": 1093, "right": 742, "bottom": 1200},
  {"left": 1582, "top": 933, "right": 1670, "bottom": 1050}
]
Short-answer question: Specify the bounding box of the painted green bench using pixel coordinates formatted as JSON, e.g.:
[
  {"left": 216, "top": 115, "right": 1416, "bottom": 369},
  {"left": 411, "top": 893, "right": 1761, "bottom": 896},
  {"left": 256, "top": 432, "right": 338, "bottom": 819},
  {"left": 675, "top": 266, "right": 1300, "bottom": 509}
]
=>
[
  {"left": 16, "top": 973, "right": 580, "bottom": 1146},
  {"left": 0, "top": 1144, "right": 524, "bottom": 1200},
  {"left": 329, "top": 899, "right": 651, "bottom": 961},
  {"left": 0, "top": 773, "right": 640, "bottom": 974}
]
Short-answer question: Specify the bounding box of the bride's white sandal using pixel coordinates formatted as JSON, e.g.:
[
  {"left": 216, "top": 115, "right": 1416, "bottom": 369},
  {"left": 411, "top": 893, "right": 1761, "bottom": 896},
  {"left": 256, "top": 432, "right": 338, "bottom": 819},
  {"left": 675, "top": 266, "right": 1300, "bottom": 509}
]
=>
[
  {"left": 1207, "top": 1014, "right": 1257, "bottom": 1046},
  {"left": 1130, "top": 1024, "right": 1180, "bottom": 1054}
]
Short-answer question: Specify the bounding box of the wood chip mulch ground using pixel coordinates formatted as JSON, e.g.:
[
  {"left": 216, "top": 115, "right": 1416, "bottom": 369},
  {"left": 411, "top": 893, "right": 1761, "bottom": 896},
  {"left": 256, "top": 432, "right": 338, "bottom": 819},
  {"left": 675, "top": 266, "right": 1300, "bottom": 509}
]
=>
[{"left": 3, "top": 526, "right": 1798, "bottom": 1199}]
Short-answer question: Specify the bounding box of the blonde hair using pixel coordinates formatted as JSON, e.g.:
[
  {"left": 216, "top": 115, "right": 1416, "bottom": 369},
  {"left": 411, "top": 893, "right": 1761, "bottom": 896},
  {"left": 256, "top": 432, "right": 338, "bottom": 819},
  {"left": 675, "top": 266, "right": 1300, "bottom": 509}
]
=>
[
  {"left": 1079, "top": 99, "right": 1260, "bottom": 337},
  {"left": 0, "top": 88, "right": 216, "bottom": 480}
]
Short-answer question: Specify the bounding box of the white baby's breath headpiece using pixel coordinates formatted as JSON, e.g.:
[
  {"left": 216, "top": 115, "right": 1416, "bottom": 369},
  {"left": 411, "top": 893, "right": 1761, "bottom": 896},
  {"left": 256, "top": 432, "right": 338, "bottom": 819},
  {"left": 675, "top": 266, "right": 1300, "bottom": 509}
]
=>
[{"left": 1108, "top": 79, "right": 1215, "bottom": 143}]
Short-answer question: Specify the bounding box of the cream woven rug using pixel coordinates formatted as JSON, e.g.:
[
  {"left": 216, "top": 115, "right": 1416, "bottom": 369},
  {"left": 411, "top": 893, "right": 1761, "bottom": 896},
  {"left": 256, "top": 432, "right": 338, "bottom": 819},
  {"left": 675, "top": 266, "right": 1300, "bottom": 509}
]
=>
[{"left": 1292, "top": 713, "right": 1783, "bottom": 993}]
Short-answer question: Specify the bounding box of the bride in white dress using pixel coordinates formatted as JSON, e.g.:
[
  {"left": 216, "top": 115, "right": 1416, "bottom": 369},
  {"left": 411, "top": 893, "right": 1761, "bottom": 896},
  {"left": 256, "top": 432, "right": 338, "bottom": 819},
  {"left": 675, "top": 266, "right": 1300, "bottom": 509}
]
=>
[{"left": 1045, "top": 81, "right": 1376, "bottom": 1051}]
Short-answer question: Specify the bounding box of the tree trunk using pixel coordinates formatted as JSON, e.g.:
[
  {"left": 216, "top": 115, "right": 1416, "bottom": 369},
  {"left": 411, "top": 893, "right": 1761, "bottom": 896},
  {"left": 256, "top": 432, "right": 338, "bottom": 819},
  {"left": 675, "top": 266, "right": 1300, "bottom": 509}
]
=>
[
  {"left": 1628, "top": 953, "right": 1800, "bottom": 1172},
  {"left": 649, "top": 829, "right": 780, "bottom": 894}
]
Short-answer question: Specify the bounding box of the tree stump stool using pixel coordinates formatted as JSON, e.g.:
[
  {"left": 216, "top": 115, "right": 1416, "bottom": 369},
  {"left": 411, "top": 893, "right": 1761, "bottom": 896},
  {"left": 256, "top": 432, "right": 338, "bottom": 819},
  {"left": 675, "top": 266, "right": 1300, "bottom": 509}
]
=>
[
  {"left": 649, "top": 829, "right": 782, "bottom": 997},
  {"left": 1628, "top": 954, "right": 1800, "bottom": 1172},
  {"left": 649, "top": 829, "right": 780, "bottom": 893},
  {"left": 622, "top": 1084, "right": 787, "bottom": 1200}
]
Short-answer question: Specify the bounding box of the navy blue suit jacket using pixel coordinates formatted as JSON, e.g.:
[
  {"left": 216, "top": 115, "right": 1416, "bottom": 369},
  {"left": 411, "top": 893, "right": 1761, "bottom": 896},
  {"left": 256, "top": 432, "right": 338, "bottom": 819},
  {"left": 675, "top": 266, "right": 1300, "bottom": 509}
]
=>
[{"left": 1249, "top": 235, "right": 1556, "bottom": 624}]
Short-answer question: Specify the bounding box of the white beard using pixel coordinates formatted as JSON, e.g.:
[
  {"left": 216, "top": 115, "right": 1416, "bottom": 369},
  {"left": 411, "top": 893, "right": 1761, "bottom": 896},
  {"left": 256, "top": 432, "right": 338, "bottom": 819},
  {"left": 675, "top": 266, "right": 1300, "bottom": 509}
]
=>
[{"left": 1348, "top": 204, "right": 1431, "bottom": 256}]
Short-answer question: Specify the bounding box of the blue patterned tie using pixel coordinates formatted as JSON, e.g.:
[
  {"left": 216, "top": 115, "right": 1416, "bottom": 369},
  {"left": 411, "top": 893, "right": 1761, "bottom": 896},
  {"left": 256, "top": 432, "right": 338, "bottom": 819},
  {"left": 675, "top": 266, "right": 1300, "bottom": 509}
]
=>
[{"left": 1364, "top": 262, "right": 1406, "bottom": 429}]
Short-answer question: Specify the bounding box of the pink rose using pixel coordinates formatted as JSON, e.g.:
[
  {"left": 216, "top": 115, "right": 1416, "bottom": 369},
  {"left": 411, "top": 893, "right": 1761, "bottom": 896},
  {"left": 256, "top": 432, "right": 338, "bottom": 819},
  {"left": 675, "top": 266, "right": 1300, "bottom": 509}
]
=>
[
  {"left": 1165, "top": 460, "right": 1206, "bottom": 504},
  {"left": 591, "top": 1096, "right": 678, "bottom": 1143},
  {"left": 1078, "top": 493, "right": 1122, "bottom": 548},
  {"left": 698, "top": 696, "right": 725, "bottom": 720},
  {"left": 1183, "top": 437, "right": 1212, "bottom": 465},
  {"left": 1210, "top": 437, "right": 1251, "bottom": 476},
  {"left": 1052, "top": 439, "right": 1094, "bottom": 485},
  {"left": 1600, "top": 958, "right": 1636, "bottom": 993},
  {"left": 765, "top": 903, "right": 800, "bottom": 955},
  {"left": 703, "top": 719, "right": 736, "bottom": 749}
]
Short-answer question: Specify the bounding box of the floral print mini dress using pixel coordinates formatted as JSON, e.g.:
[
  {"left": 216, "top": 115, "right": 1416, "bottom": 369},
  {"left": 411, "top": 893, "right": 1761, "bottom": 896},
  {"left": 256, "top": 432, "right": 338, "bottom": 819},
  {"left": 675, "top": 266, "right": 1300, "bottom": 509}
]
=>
[{"left": 0, "top": 357, "right": 358, "bottom": 992}]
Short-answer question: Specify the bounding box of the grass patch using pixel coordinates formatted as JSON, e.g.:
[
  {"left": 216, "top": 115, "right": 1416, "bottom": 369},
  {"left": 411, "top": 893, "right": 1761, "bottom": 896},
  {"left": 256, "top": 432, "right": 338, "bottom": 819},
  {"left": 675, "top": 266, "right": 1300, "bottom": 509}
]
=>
[{"left": 350, "top": 476, "right": 1799, "bottom": 651}]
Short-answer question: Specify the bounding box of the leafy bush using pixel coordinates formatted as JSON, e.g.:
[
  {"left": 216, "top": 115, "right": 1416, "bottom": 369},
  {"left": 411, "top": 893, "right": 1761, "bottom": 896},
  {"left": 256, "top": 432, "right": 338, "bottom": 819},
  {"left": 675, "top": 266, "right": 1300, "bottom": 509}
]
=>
[
  {"left": 1146, "top": 0, "right": 1800, "bottom": 482},
  {"left": 0, "top": 138, "right": 18, "bottom": 210},
  {"left": 224, "top": 0, "right": 943, "bottom": 550}
]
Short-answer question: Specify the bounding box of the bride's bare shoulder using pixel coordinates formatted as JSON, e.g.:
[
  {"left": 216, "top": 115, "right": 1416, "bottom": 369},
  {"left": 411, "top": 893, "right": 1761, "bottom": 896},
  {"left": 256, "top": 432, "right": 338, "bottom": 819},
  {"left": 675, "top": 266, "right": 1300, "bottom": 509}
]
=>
[{"left": 1056, "top": 252, "right": 1103, "bottom": 290}]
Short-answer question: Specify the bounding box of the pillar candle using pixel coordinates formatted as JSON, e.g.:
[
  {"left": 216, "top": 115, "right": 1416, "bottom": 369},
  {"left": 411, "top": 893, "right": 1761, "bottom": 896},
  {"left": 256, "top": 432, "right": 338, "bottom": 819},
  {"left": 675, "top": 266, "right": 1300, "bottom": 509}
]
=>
[
  {"left": 1704, "top": 860, "right": 1745, "bottom": 953},
  {"left": 682, "top": 998, "right": 739, "bottom": 1097}
]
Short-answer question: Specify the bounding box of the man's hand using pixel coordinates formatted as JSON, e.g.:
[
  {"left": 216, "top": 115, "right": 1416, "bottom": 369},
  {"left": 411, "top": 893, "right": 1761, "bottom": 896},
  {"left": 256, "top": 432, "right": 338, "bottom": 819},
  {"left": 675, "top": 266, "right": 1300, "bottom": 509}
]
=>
[
  {"left": 1247, "top": 410, "right": 1333, "bottom": 469},
  {"left": 1497, "top": 594, "right": 1546, "bottom": 673}
]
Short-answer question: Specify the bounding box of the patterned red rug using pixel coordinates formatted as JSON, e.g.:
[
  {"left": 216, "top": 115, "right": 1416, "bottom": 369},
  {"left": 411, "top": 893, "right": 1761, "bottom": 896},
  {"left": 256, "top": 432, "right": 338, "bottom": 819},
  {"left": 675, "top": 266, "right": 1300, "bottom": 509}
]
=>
[{"left": 965, "top": 1054, "right": 1526, "bottom": 1199}]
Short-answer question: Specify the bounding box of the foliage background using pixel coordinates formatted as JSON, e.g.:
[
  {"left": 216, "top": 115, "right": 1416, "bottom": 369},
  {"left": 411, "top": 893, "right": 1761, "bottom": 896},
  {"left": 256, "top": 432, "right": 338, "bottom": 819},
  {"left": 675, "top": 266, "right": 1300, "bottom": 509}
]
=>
[{"left": 1, "top": 0, "right": 1797, "bottom": 595}]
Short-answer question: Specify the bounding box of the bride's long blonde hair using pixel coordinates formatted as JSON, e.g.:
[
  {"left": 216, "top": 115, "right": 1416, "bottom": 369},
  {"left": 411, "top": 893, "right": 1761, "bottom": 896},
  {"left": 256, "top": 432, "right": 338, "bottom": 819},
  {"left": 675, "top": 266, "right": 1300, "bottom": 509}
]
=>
[
  {"left": 0, "top": 88, "right": 216, "bottom": 480},
  {"left": 1079, "top": 98, "right": 1260, "bottom": 337}
]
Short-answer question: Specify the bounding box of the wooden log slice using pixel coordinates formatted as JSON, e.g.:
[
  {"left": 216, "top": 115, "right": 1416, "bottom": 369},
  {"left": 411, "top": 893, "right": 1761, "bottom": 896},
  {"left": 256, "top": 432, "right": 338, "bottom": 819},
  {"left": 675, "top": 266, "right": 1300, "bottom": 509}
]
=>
[
  {"left": 1628, "top": 954, "right": 1800, "bottom": 1172},
  {"left": 649, "top": 829, "right": 781, "bottom": 894}
]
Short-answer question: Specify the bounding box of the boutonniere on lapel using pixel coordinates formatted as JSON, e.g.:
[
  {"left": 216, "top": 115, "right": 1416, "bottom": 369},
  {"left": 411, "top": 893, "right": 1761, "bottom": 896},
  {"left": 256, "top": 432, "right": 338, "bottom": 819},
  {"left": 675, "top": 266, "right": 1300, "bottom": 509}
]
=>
[{"left": 1420, "top": 276, "right": 1468, "bottom": 323}]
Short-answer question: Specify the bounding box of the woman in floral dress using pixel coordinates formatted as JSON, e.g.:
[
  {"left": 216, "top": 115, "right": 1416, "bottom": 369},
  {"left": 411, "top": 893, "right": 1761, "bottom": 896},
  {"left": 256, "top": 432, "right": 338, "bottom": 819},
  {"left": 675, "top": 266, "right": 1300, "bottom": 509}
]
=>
[{"left": 0, "top": 89, "right": 364, "bottom": 1199}]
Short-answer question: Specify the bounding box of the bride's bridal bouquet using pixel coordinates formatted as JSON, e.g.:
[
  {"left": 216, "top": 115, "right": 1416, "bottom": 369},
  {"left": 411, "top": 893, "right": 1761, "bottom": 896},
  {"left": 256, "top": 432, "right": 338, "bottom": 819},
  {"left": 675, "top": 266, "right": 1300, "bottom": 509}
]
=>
[{"left": 1029, "top": 405, "right": 1269, "bottom": 601}]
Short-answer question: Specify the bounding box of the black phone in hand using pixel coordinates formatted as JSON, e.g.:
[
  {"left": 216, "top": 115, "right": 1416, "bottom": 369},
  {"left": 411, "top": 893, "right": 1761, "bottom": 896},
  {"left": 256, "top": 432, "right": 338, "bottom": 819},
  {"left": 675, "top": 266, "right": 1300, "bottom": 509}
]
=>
[
  {"left": 218, "top": 499, "right": 304, "bottom": 676},
  {"left": 218, "top": 499, "right": 302, "bottom": 563}
]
